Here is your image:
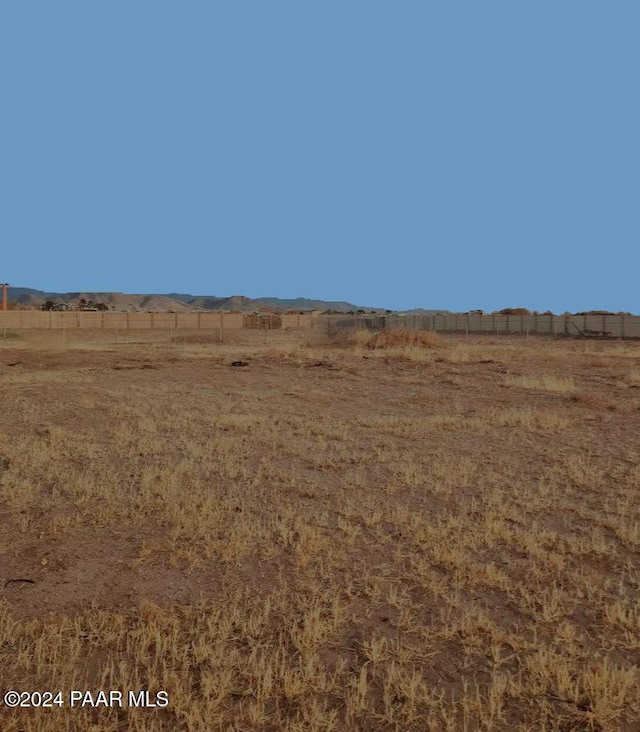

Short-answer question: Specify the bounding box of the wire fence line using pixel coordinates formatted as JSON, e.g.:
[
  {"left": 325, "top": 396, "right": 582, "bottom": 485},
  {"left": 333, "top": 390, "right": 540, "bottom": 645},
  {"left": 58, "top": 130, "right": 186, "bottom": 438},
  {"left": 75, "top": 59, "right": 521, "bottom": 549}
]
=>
[
  {"left": 316, "top": 313, "right": 640, "bottom": 339},
  {"left": 1, "top": 310, "right": 639, "bottom": 339}
]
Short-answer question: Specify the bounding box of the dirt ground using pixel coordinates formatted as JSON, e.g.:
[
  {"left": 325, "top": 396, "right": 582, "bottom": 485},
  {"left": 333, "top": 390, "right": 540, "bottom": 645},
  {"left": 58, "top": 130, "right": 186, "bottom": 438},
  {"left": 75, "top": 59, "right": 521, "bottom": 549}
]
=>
[{"left": 0, "top": 329, "right": 639, "bottom": 730}]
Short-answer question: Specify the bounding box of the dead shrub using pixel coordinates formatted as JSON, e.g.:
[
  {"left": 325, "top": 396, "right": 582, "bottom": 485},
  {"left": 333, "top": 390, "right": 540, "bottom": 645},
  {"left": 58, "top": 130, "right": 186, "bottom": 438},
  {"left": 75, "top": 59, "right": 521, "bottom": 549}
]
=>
[
  {"left": 366, "top": 328, "right": 443, "bottom": 350},
  {"left": 348, "top": 329, "right": 376, "bottom": 348},
  {"left": 320, "top": 328, "right": 375, "bottom": 348}
]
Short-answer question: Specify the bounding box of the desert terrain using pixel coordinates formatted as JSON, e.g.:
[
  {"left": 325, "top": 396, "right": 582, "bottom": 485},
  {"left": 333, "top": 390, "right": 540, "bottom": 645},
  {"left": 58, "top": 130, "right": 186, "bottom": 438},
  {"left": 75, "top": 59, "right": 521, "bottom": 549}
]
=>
[{"left": 0, "top": 327, "right": 639, "bottom": 730}]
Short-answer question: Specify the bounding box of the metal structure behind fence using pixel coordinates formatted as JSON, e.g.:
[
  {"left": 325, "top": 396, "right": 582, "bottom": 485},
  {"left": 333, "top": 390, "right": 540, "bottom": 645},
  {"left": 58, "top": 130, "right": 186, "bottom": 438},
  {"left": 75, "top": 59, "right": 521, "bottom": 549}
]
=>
[{"left": 0, "top": 311, "right": 639, "bottom": 339}]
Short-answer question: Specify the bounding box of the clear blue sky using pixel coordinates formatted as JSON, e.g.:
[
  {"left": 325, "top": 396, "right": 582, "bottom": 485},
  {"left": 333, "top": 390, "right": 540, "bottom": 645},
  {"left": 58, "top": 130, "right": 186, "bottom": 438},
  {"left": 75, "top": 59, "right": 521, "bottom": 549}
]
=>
[{"left": 1, "top": 3, "right": 638, "bottom": 313}]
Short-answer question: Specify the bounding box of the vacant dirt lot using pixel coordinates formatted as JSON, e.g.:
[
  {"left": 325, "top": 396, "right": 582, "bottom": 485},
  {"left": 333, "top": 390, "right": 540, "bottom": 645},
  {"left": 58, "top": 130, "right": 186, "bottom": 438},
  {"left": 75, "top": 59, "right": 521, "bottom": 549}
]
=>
[{"left": 0, "top": 329, "right": 639, "bottom": 730}]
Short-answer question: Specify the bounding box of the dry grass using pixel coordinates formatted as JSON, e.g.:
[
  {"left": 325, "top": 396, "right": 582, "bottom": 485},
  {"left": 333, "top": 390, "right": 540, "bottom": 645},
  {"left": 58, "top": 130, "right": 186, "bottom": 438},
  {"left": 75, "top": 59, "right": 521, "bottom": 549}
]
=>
[
  {"left": 0, "top": 331, "right": 639, "bottom": 730},
  {"left": 366, "top": 327, "right": 443, "bottom": 350},
  {"left": 627, "top": 369, "right": 640, "bottom": 386},
  {"left": 504, "top": 373, "right": 578, "bottom": 394}
]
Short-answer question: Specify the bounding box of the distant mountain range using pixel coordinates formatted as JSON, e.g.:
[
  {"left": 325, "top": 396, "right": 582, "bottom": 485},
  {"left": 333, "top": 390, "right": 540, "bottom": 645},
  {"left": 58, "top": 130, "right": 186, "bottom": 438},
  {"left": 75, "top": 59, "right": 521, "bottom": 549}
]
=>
[{"left": 7, "top": 287, "right": 451, "bottom": 314}]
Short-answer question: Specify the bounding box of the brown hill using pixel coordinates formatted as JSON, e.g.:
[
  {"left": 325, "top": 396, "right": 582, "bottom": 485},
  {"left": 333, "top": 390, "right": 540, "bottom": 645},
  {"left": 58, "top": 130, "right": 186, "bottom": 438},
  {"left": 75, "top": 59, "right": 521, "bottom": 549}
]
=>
[{"left": 8, "top": 289, "right": 371, "bottom": 313}]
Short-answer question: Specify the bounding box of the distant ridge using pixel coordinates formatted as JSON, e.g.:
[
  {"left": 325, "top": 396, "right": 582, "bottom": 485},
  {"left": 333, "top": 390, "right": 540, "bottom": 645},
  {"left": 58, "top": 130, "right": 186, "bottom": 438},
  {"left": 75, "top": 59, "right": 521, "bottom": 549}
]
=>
[{"left": 7, "top": 287, "right": 387, "bottom": 313}]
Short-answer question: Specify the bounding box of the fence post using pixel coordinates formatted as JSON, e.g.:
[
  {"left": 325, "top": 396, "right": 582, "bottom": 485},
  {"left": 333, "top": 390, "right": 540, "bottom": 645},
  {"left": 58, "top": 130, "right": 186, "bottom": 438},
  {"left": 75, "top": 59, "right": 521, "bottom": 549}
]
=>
[{"left": 622, "top": 315, "right": 625, "bottom": 339}]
